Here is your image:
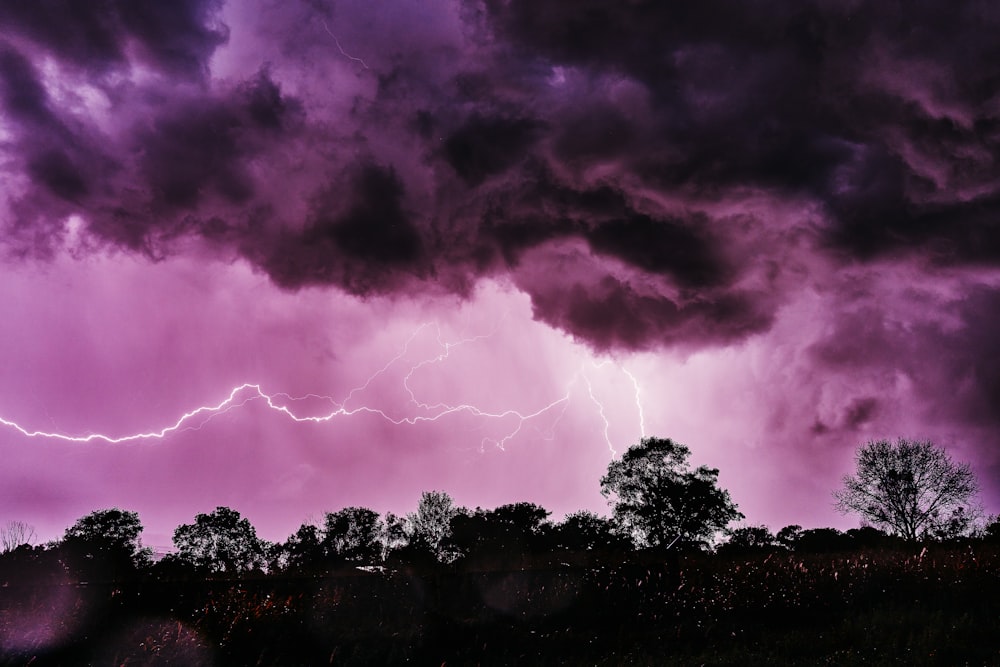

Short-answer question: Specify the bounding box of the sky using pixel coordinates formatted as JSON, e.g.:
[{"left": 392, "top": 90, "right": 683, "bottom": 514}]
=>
[{"left": 1, "top": 0, "right": 999, "bottom": 548}]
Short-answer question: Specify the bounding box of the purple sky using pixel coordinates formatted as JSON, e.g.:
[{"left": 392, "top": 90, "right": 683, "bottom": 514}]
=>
[{"left": 2, "top": 0, "right": 999, "bottom": 548}]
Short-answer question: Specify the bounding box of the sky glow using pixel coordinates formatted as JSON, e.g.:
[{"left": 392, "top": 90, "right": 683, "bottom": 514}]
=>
[{"left": 1, "top": 0, "right": 999, "bottom": 547}]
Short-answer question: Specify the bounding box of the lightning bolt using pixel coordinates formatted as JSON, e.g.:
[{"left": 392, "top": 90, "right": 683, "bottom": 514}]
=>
[
  {"left": 622, "top": 367, "right": 646, "bottom": 439},
  {"left": 583, "top": 362, "right": 616, "bottom": 456},
  {"left": 0, "top": 322, "right": 647, "bottom": 457},
  {"left": 321, "top": 19, "right": 369, "bottom": 70}
]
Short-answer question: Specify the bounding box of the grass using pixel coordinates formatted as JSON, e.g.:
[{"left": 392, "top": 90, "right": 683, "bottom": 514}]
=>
[{"left": 2, "top": 544, "right": 999, "bottom": 665}]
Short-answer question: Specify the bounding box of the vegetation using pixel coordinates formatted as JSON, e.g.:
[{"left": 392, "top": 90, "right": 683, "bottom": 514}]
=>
[
  {"left": 601, "top": 437, "right": 744, "bottom": 548},
  {"left": 835, "top": 438, "right": 980, "bottom": 540},
  {"left": 1, "top": 436, "right": 996, "bottom": 665}
]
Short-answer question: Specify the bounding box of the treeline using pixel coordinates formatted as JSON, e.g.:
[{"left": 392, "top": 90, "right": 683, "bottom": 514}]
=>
[
  {"left": 4, "top": 503, "right": 1000, "bottom": 666},
  {"left": 4, "top": 496, "right": 1000, "bottom": 588},
  {"left": 3, "top": 436, "right": 1000, "bottom": 665},
  {"left": 2, "top": 435, "right": 998, "bottom": 583}
]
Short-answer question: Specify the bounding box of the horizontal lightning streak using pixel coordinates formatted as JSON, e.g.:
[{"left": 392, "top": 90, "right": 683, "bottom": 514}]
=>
[{"left": 0, "top": 322, "right": 645, "bottom": 455}]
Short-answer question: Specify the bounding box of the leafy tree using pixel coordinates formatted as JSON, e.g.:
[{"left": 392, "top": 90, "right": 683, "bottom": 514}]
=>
[
  {"left": 271, "top": 523, "right": 323, "bottom": 573},
  {"left": 834, "top": 438, "right": 980, "bottom": 541},
  {"left": 382, "top": 512, "right": 408, "bottom": 560},
  {"left": 983, "top": 515, "right": 1000, "bottom": 544},
  {"left": 600, "top": 437, "right": 743, "bottom": 548},
  {"left": 719, "top": 524, "right": 776, "bottom": 554},
  {"left": 173, "top": 506, "right": 267, "bottom": 574},
  {"left": 775, "top": 524, "right": 803, "bottom": 550},
  {"left": 61, "top": 508, "right": 150, "bottom": 573},
  {"left": 0, "top": 520, "right": 36, "bottom": 554},
  {"left": 551, "top": 510, "right": 632, "bottom": 553},
  {"left": 323, "top": 507, "right": 383, "bottom": 565},
  {"left": 845, "top": 526, "right": 901, "bottom": 550},
  {"left": 447, "top": 502, "right": 552, "bottom": 566},
  {"left": 405, "top": 490, "right": 463, "bottom": 561},
  {"left": 794, "top": 528, "right": 853, "bottom": 553}
]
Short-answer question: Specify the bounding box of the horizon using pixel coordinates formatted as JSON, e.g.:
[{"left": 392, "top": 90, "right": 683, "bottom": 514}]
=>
[{"left": 2, "top": 1, "right": 1000, "bottom": 550}]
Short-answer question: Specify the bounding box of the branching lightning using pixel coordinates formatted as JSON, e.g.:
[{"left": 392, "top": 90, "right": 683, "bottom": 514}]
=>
[{"left": 0, "top": 323, "right": 647, "bottom": 457}]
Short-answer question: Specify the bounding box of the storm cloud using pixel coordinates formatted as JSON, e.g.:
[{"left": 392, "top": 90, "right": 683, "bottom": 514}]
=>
[
  {"left": 4, "top": 0, "right": 1000, "bottom": 353},
  {"left": 2, "top": 0, "right": 1000, "bottom": 541}
]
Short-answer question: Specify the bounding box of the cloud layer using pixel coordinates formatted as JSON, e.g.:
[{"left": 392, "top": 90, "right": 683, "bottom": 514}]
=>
[{"left": 2, "top": 0, "right": 999, "bottom": 535}]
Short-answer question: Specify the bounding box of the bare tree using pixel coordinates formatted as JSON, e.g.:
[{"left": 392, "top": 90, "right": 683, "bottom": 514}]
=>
[
  {"left": 1, "top": 520, "right": 37, "bottom": 553},
  {"left": 834, "top": 438, "right": 979, "bottom": 541}
]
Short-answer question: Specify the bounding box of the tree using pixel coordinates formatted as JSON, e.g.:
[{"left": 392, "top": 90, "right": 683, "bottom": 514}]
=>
[
  {"left": 446, "top": 502, "right": 552, "bottom": 566},
  {"left": 600, "top": 437, "right": 743, "bottom": 548},
  {"left": 794, "top": 528, "right": 852, "bottom": 553},
  {"left": 271, "top": 523, "right": 323, "bottom": 573},
  {"left": 551, "top": 510, "right": 632, "bottom": 554},
  {"left": 1, "top": 520, "right": 36, "bottom": 553},
  {"left": 382, "top": 512, "right": 408, "bottom": 561},
  {"left": 984, "top": 515, "right": 1000, "bottom": 544},
  {"left": 719, "top": 524, "right": 776, "bottom": 554},
  {"left": 322, "top": 507, "right": 383, "bottom": 565},
  {"left": 405, "top": 491, "right": 463, "bottom": 561},
  {"left": 775, "top": 524, "right": 803, "bottom": 550},
  {"left": 834, "top": 438, "right": 980, "bottom": 541},
  {"left": 62, "top": 508, "right": 150, "bottom": 569},
  {"left": 173, "top": 507, "right": 267, "bottom": 574}
]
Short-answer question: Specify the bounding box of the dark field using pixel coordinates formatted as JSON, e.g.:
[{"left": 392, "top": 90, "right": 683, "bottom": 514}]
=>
[{"left": 2, "top": 544, "right": 999, "bottom": 666}]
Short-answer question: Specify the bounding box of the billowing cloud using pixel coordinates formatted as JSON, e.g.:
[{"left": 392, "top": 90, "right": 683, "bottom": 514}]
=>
[{"left": 2, "top": 0, "right": 1000, "bottom": 536}]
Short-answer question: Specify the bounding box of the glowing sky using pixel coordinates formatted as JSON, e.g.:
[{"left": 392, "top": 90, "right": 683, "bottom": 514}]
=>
[{"left": 2, "top": 0, "right": 999, "bottom": 547}]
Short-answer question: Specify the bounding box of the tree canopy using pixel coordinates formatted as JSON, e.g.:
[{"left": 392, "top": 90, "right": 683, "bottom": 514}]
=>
[
  {"left": 834, "top": 438, "right": 980, "bottom": 541},
  {"left": 600, "top": 437, "right": 743, "bottom": 548},
  {"left": 62, "top": 508, "right": 149, "bottom": 567},
  {"left": 405, "top": 490, "right": 463, "bottom": 561},
  {"left": 323, "top": 507, "right": 383, "bottom": 565},
  {"left": 173, "top": 506, "right": 267, "bottom": 574}
]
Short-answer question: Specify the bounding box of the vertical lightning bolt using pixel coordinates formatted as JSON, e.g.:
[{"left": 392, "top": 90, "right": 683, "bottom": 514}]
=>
[
  {"left": 0, "top": 321, "right": 646, "bottom": 458},
  {"left": 622, "top": 367, "right": 646, "bottom": 439}
]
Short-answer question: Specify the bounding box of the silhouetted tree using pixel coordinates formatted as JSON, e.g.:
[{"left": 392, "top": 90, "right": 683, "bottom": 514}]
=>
[
  {"left": 0, "top": 520, "right": 36, "bottom": 553},
  {"left": 173, "top": 506, "right": 267, "bottom": 574},
  {"left": 600, "top": 437, "right": 743, "bottom": 548},
  {"left": 405, "top": 490, "right": 464, "bottom": 562},
  {"left": 271, "top": 523, "right": 323, "bottom": 573},
  {"left": 550, "top": 510, "right": 632, "bottom": 558},
  {"left": 0, "top": 543, "right": 66, "bottom": 587},
  {"left": 59, "top": 508, "right": 150, "bottom": 579},
  {"left": 983, "top": 515, "right": 1000, "bottom": 544},
  {"left": 845, "top": 526, "right": 901, "bottom": 550},
  {"left": 719, "top": 524, "right": 777, "bottom": 554},
  {"left": 776, "top": 524, "right": 803, "bottom": 550},
  {"left": 447, "top": 502, "right": 552, "bottom": 567},
  {"left": 323, "top": 507, "right": 383, "bottom": 566},
  {"left": 794, "top": 528, "right": 853, "bottom": 553},
  {"left": 835, "top": 438, "right": 980, "bottom": 541},
  {"left": 382, "top": 512, "right": 407, "bottom": 560}
]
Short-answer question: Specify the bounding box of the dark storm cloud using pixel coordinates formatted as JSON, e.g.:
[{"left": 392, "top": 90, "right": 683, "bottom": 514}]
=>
[
  {"left": 0, "top": 46, "right": 104, "bottom": 202},
  {"left": 0, "top": 0, "right": 227, "bottom": 77},
  {"left": 133, "top": 70, "right": 298, "bottom": 213},
  {"left": 5, "top": 0, "right": 1000, "bottom": 352},
  {"left": 808, "top": 283, "right": 1000, "bottom": 435},
  {"left": 587, "top": 214, "right": 726, "bottom": 289},
  {"left": 479, "top": 0, "right": 1000, "bottom": 260},
  {"left": 443, "top": 115, "right": 542, "bottom": 186},
  {"left": 263, "top": 163, "right": 428, "bottom": 295},
  {"left": 524, "top": 273, "right": 774, "bottom": 353}
]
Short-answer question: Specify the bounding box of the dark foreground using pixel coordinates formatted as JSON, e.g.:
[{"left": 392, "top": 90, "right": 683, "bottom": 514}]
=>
[{"left": 2, "top": 545, "right": 999, "bottom": 666}]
